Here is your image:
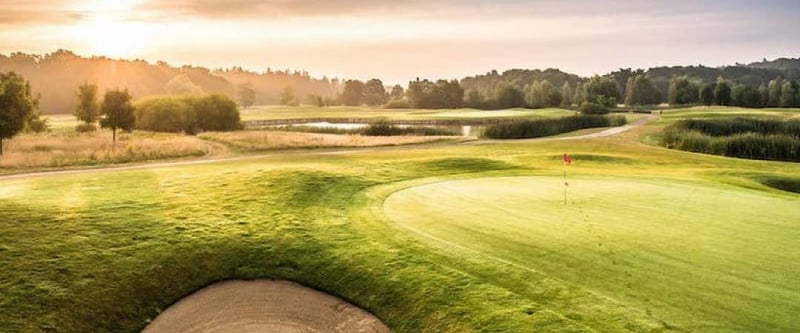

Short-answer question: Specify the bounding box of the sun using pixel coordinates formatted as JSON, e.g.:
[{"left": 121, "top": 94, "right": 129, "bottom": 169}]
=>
[{"left": 67, "top": 0, "right": 150, "bottom": 58}]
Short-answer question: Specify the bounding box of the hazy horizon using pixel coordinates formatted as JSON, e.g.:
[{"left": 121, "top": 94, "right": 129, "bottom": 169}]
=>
[{"left": 1, "top": 0, "right": 798, "bottom": 84}]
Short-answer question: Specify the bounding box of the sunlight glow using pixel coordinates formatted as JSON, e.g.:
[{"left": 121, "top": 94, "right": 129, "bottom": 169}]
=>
[{"left": 66, "top": 0, "right": 150, "bottom": 58}]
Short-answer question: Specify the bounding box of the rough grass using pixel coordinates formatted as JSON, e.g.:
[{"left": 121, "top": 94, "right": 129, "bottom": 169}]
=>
[
  {"left": 198, "top": 130, "right": 452, "bottom": 151},
  {"left": 0, "top": 130, "right": 208, "bottom": 172}
]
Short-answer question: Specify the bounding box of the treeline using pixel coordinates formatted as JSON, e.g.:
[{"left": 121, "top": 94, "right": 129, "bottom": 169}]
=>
[
  {"left": 664, "top": 76, "right": 800, "bottom": 108},
  {"left": 663, "top": 118, "right": 800, "bottom": 162},
  {"left": 0, "top": 50, "right": 340, "bottom": 114},
  {"left": 484, "top": 115, "right": 627, "bottom": 139}
]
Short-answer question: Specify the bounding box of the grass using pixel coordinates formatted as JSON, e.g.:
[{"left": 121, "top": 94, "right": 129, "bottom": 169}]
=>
[
  {"left": 240, "top": 105, "right": 576, "bottom": 121},
  {"left": 198, "top": 130, "right": 456, "bottom": 152},
  {"left": 0, "top": 130, "right": 209, "bottom": 173},
  {"left": 1, "top": 107, "right": 799, "bottom": 332},
  {"left": 383, "top": 176, "right": 799, "bottom": 332}
]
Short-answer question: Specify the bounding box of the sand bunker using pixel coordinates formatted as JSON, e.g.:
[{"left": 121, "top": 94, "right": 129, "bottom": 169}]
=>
[{"left": 142, "top": 280, "right": 390, "bottom": 333}]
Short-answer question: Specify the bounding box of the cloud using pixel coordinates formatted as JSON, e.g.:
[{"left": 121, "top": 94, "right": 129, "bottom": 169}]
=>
[{"left": 0, "top": 1, "right": 84, "bottom": 26}]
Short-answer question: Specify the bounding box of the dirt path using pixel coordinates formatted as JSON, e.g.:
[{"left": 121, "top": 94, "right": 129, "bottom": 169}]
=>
[
  {"left": 0, "top": 114, "right": 655, "bottom": 181},
  {"left": 142, "top": 280, "right": 390, "bottom": 333}
]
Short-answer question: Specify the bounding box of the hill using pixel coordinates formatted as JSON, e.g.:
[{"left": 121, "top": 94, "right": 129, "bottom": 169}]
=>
[{"left": 0, "top": 50, "right": 340, "bottom": 114}]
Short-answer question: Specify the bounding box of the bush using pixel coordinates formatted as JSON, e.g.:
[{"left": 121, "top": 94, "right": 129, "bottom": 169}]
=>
[
  {"left": 134, "top": 94, "right": 241, "bottom": 134},
  {"left": 662, "top": 117, "right": 800, "bottom": 161},
  {"left": 75, "top": 123, "right": 97, "bottom": 133},
  {"left": 361, "top": 120, "right": 459, "bottom": 136},
  {"left": 384, "top": 98, "right": 410, "bottom": 109},
  {"left": 578, "top": 102, "right": 609, "bottom": 115},
  {"left": 483, "top": 115, "right": 626, "bottom": 139}
]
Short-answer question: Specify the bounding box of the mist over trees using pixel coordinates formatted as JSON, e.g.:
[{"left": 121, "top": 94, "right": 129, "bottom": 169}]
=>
[
  {"left": 2, "top": 51, "right": 799, "bottom": 113},
  {"left": 0, "top": 50, "right": 341, "bottom": 114}
]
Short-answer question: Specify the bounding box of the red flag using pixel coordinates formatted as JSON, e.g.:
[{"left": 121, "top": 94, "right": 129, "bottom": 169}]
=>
[{"left": 563, "top": 153, "right": 572, "bottom": 165}]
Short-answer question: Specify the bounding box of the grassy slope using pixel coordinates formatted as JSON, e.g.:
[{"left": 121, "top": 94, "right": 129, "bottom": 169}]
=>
[{"left": 1, "top": 108, "right": 798, "bottom": 332}]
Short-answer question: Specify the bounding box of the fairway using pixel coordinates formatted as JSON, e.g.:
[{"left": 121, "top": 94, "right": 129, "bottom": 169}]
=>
[{"left": 384, "top": 176, "right": 800, "bottom": 332}]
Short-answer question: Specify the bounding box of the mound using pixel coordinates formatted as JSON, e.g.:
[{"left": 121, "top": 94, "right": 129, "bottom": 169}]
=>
[{"left": 142, "top": 280, "right": 390, "bottom": 333}]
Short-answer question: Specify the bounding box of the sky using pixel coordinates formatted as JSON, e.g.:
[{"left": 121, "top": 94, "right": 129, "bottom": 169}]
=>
[{"left": 0, "top": 0, "right": 798, "bottom": 84}]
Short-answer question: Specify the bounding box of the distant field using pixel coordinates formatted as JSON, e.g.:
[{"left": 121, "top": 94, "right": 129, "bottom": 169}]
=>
[{"left": 239, "top": 105, "right": 577, "bottom": 121}]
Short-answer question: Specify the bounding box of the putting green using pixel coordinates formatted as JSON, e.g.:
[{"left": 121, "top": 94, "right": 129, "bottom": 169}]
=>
[{"left": 383, "top": 176, "right": 800, "bottom": 332}]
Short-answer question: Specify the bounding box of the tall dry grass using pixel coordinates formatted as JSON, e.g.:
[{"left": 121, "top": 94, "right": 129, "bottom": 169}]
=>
[
  {"left": 1, "top": 130, "right": 208, "bottom": 171},
  {"left": 199, "top": 130, "right": 449, "bottom": 151}
]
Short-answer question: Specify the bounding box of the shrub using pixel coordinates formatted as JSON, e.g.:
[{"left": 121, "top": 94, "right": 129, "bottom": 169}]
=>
[
  {"left": 578, "top": 102, "right": 609, "bottom": 115},
  {"left": 483, "top": 115, "right": 626, "bottom": 139},
  {"left": 75, "top": 123, "right": 97, "bottom": 133},
  {"left": 272, "top": 122, "right": 459, "bottom": 136},
  {"left": 134, "top": 94, "right": 241, "bottom": 134},
  {"left": 662, "top": 117, "right": 800, "bottom": 161},
  {"left": 384, "top": 98, "right": 410, "bottom": 109}
]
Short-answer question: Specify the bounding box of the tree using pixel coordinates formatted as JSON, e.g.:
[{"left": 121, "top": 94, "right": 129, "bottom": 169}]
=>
[
  {"left": 780, "top": 81, "right": 797, "bottom": 107},
  {"left": 714, "top": 77, "right": 732, "bottom": 106},
  {"left": 767, "top": 77, "right": 783, "bottom": 107},
  {"left": 573, "top": 82, "right": 585, "bottom": 105},
  {"left": 466, "top": 90, "right": 484, "bottom": 108},
  {"left": 667, "top": 76, "right": 700, "bottom": 105},
  {"left": 364, "top": 79, "right": 387, "bottom": 106},
  {"left": 627, "top": 75, "right": 661, "bottom": 106},
  {"left": 526, "top": 81, "right": 544, "bottom": 108},
  {"left": 699, "top": 83, "right": 715, "bottom": 106},
  {"left": 731, "top": 85, "right": 762, "bottom": 108},
  {"left": 307, "top": 94, "right": 325, "bottom": 107},
  {"left": 758, "top": 83, "right": 769, "bottom": 107},
  {"left": 390, "top": 85, "right": 404, "bottom": 100},
  {"left": 165, "top": 74, "right": 203, "bottom": 95},
  {"left": 584, "top": 76, "right": 620, "bottom": 107},
  {"left": 237, "top": 82, "right": 255, "bottom": 108},
  {"left": 0, "top": 72, "right": 37, "bottom": 155},
  {"left": 623, "top": 76, "right": 635, "bottom": 106},
  {"left": 73, "top": 82, "right": 99, "bottom": 131},
  {"left": 341, "top": 80, "right": 365, "bottom": 106},
  {"left": 561, "top": 82, "right": 573, "bottom": 107},
  {"left": 495, "top": 85, "right": 525, "bottom": 109},
  {"left": 280, "top": 86, "right": 296, "bottom": 106},
  {"left": 100, "top": 89, "right": 135, "bottom": 145}
]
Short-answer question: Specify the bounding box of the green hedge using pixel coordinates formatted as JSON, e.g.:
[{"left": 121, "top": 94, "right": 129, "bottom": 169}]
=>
[{"left": 483, "top": 115, "right": 626, "bottom": 139}]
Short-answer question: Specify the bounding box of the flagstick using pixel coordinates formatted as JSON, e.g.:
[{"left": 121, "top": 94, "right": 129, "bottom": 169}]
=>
[{"left": 563, "top": 164, "right": 567, "bottom": 205}]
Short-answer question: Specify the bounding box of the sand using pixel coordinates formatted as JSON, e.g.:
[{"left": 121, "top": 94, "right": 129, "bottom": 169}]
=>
[{"left": 142, "top": 280, "right": 391, "bottom": 333}]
